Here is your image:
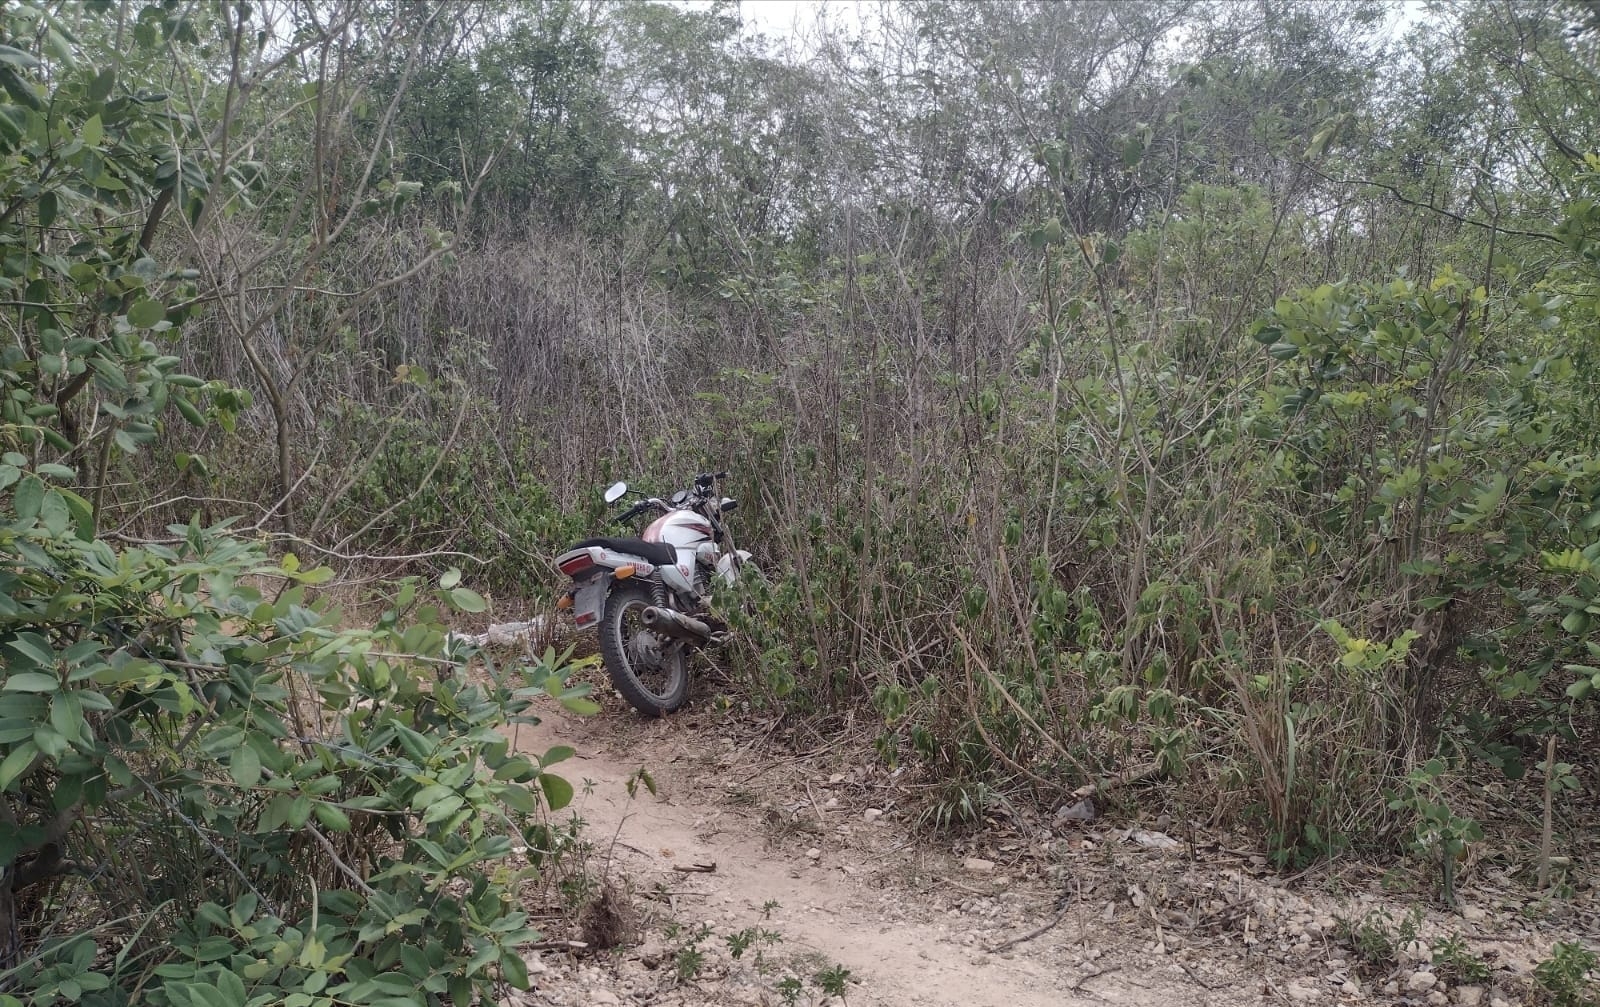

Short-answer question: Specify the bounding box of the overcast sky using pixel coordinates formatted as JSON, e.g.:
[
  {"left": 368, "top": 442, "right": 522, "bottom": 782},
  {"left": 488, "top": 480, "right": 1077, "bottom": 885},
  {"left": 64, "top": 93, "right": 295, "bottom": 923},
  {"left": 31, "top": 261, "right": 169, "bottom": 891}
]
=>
[{"left": 689, "top": 0, "right": 1433, "bottom": 44}]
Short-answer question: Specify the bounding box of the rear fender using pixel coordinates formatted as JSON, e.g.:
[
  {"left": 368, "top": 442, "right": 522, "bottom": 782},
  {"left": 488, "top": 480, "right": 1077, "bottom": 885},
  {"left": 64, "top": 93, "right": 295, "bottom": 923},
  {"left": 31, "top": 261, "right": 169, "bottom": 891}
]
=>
[{"left": 556, "top": 544, "right": 658, "bottom": 580}]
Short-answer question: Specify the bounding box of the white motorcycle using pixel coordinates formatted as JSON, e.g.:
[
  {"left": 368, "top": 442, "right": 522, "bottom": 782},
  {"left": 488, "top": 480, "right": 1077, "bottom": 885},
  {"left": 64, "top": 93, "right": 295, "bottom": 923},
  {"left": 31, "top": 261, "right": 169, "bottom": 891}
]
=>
[{"left": 554, "top": 471, "right": 756, "bottom": 716}]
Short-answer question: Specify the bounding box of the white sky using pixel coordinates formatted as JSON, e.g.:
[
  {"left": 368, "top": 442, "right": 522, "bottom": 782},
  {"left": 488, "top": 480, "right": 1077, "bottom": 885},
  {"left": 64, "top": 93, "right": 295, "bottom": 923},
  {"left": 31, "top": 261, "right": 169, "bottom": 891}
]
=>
[{"left": 691, "top": 0, "right": 1434, "bottom": 43}]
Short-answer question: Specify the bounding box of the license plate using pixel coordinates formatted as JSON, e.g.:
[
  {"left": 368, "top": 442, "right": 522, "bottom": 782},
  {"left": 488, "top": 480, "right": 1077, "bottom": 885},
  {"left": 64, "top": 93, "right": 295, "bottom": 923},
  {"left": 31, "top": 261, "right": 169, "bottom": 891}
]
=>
[{"left": 572, "top": 578, "right": 608, "bottom": 628}]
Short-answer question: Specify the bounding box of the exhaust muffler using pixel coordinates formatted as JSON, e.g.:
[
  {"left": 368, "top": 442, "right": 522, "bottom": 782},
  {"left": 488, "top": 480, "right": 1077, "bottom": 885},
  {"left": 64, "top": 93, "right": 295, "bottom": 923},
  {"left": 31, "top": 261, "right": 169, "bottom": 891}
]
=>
[{"left": 641, "top": 606, "right": 712, "bottom": 644}]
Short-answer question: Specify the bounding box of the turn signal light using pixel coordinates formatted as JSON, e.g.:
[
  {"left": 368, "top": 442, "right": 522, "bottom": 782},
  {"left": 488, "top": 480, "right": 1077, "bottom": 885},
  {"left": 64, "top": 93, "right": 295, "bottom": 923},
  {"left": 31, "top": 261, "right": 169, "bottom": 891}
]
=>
[
  {"left": 556, "top": 595, "right": 573, "bottom": 610},
  {"left": 614, "top": 565, "right": 636, "bottom": 580}
]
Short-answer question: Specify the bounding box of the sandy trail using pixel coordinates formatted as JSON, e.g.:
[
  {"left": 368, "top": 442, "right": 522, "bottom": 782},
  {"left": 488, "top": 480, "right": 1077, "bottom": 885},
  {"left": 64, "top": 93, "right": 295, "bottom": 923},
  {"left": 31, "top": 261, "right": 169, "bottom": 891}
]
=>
[{"left": 509, "top": 706, "right": 1233, "bottom": 1007}]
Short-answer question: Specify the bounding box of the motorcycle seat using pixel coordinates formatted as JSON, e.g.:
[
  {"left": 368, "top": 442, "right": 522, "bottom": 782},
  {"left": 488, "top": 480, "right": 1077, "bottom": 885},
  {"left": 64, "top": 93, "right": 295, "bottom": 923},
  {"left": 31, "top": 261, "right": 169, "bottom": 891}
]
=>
[{"left": 572, "top": 537, "right": 678, "bottom": 569}]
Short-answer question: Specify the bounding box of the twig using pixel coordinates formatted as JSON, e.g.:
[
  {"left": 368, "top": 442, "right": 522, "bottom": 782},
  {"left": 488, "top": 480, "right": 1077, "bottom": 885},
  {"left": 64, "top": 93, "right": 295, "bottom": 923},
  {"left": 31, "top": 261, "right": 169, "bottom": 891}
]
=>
[
  {"left": 1539, "top": 735, "right": 1556, "bottom": 890},
  {"left": 527, "top": 940, "right": 588, "bottom": 952},
  {"left": 303, "top": 825, "right": 378, "bottom": 898},
  {"left": 805, "top": 780, "right": 828, "bottom": 829},
  {"left": 1175, "top": 958, "right": 1225, "bottom": 991},
  {"left": 987, "top": 901, "right": 1072, "bottom": 953},
  {"left": 671, "top": 862, "right": 717, "bottom": 874},
  {"left": 1067, "top": 965, "right": 1122, "bottom": 992}
]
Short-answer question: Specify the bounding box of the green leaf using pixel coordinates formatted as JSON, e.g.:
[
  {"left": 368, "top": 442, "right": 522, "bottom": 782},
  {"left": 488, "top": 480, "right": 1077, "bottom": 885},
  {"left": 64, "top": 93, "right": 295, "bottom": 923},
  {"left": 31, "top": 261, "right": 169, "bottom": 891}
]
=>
[
  {"left": 229, "top": 745, "right": 261, "bottom": 787},
  {"left": 88, "top": 66, "right": 115, "bottom": 102},
  {"left": 559, "top": 695, "right": 600, "bottom": 716},
  {"left": 420, "top": 794, "right": 464, "bottom": 824},
  {"left": 48, "top": 693, "right": 81, "bottom": 743},
  {"left": 127, "top": 298, "right": 165, "bottom": 328},
  {"left": 81, "top": 113, "right": 103, "bottom": 147},
  {"left": 312, "top": 802, "right": 351, "bottom": 832},
  {"left": 5, "top": 633, "right": 54, "bottom": 667},
  {"left": 538, "top": 773, "right": 574, "bottom": 811},
  {"left": 3, "top": 673, "right": 60, "bottom": 693},
  {"left": 38, "top": 190, "right": 57, "bottom": 228},
  {"left": 541, "top": 745, "right": 575, "bottom": 767},
  {"left": 439, "top": 568, "right": 461, "bottom": 590},
  {"left": 13, "top": 475, "right": 44, "bottom": 521},
  {"left": 501, "top": 952, "right": 529, "bottom": 990},
  {"left": 0, "top": 741, "right": 38, "bottom": 790},
  {"left": 499, "top": 785, "right": 536, "bottom": 814},
  {"left": 0, "top": 46, "right": 40, "bottom": 70},
  {"left": 449, "top": 587, "right": 487, "bottom": 613}
]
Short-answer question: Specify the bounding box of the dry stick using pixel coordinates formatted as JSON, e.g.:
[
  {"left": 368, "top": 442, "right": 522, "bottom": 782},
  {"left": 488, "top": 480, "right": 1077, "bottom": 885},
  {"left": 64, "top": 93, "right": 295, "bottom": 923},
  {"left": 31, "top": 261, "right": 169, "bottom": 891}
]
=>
[
  {"left": 303, "top": 825, "right": 378, "bottom": 898},
  {"left": 1539, "top": 735, "right": 1556, "bottom": 890},
  {"left": 987, "top": 901, "right": 1073, "bottom": 954}
]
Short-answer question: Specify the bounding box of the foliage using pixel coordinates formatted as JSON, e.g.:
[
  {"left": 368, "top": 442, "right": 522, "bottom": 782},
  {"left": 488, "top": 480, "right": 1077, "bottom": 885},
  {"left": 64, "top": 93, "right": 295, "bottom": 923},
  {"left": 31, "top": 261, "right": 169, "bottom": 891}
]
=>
[
  {"left": 1535, "top": 941, "right": 1599, "bottom": 1007},
  {"left": 0, "top": 6, "right": 591, "bottom": 1002}
]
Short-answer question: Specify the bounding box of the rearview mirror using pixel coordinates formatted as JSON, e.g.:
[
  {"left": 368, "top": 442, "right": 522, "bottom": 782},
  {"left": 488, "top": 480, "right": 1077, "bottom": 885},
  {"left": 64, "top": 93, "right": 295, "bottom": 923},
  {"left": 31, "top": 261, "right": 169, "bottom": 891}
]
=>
[{"left": 604, "top": 481, "right": 628, "bottom": 504}]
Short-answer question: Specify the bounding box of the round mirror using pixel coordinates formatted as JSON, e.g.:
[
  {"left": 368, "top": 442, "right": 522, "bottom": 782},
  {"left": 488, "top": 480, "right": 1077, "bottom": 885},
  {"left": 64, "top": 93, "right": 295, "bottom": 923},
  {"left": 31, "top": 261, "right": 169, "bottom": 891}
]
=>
[
  {"left": 604, "top": 481, "right": 628, "bottom": 504},
  {"left": 671, "top": 490, "right": 688, "bottom": 505}
]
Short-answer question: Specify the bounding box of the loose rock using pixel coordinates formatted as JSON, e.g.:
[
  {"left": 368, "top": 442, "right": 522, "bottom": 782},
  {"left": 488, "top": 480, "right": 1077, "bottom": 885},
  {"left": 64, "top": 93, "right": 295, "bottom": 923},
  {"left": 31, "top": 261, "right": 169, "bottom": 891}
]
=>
[
  {"left": 963, "top": 857, "right": 995, "bottom": 873},
  {"left": 1406, "top": 970, "right": 1439, "bottom": 993}
]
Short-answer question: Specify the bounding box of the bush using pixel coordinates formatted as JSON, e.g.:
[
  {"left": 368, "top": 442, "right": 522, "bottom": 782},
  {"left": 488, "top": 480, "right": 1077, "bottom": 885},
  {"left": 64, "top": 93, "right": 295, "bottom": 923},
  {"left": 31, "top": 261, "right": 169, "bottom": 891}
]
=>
[{"left": 0, "top": 495, "right": 596, "bottom": 1004}]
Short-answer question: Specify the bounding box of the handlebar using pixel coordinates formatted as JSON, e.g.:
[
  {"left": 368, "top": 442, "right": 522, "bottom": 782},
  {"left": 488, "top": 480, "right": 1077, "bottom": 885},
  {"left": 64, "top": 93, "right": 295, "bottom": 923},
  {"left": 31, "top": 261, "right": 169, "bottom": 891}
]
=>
[{"left": 611, "top": 473, "right": 731, "bottom": 527}]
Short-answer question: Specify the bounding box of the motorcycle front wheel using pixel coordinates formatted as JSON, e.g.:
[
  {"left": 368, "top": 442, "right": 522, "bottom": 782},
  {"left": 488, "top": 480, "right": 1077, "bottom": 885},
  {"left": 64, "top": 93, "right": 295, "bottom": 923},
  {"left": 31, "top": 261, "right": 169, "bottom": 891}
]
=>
[{"left": 599, "top": 582, "right": 690, "bottom": 716}]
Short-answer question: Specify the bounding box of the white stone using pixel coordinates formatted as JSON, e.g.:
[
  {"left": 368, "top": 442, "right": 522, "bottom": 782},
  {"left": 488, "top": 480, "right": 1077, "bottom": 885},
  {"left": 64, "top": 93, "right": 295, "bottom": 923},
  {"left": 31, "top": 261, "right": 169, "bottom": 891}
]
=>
[
  {"left": 1285, "top": 981, "right": 1321, "bottom": 1002},
  {"left": 806, "top": 847, "right": 821, "bottom": 860},
  {"left": 1407, "top": 970, "right": 1439, "bottom": 992},
  {"left": 589, "top": 992, "right": 620, "bottom": 1006},
  {"left": 963, "top": 857, "right": 995, "bottom": 872},
  {"left": 863, "top": 808, "right": 883, "bottom": 822},
  {"left": 1456, "top": 987, "right": 1484, "bottom": 1007},
  {"left": 1428, "top": 993, "right": 1449, "bottom": 1006}
]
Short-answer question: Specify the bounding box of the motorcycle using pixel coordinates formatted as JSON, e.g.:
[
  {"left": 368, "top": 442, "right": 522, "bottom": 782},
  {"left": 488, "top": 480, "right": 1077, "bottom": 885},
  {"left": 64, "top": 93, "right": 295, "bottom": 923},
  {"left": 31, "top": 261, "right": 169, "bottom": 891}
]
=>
[{"left": 554, "top": 471, "right": 756, "bottom": 716}]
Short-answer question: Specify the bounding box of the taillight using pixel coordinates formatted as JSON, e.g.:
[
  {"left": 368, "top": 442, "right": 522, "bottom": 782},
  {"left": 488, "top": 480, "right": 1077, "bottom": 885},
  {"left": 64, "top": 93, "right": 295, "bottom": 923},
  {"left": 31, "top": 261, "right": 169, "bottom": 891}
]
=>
[{"left": 559, "top": 553, "right": 594, "bottom": 576}]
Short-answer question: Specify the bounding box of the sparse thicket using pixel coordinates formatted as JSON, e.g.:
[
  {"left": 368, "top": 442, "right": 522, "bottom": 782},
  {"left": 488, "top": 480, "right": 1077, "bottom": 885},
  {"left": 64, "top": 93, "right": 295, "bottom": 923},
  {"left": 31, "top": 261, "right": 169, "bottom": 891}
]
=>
[{"left": 5, "top": 0, "right": 1600, "bottom": 999}]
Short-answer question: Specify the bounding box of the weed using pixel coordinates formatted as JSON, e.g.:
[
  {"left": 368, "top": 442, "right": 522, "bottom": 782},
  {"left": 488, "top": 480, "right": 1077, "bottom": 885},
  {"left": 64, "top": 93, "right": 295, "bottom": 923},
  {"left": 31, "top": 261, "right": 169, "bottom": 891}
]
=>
[
  {"left": 675, "top": 944, "right": 707, "bottom": 983},
  {"left": 1431, "top": 934, "right": 1492, "bottom": 984},
  {"left": 728, "top": 927, "right": 757, "bottom": 959},
  {"left": 1337, "top": 907, "right": 1424, "bottom": 973},
  {"left": 1535, "top": 942, "right": 1598, "bottom": 1007},
  {"left": 816, "top": 963, "right": 854, "bottom": 1002},
  {"left": 776, "top": 976, "right": 805, "bottom": 1006}
]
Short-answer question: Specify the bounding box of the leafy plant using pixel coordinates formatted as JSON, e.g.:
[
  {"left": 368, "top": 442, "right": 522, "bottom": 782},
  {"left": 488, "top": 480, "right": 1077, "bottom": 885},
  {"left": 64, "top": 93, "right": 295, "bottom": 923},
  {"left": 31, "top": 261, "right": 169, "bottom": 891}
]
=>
[
  {"left": 1387, "top": 761, "right": 1484, "bottom": 906},
  {"left": 1535, "top": 941, "right": 1599, "bottom": 1007},
  {"left": 1432, "top": 934, "right": 1493, "bottom": 984}
]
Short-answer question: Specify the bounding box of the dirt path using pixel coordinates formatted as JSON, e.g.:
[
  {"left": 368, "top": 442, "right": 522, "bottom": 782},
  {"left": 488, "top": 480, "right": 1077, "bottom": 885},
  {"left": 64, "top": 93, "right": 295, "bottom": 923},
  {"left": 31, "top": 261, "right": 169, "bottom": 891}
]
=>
[
  {"left": 507, "top": 705, "right": 1247, "bottom": 1007},
  {"left": 500, "top": 698, "right": 1596, "bottom": 1007}
]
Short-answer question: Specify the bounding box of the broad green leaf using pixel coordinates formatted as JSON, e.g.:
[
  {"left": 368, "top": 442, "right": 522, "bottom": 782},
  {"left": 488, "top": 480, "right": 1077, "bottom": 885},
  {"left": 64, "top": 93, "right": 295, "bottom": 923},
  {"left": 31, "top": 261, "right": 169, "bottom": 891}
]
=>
[
  {"left": 230, "top": 745, "right": 261, "bottom": 787},
  {"left": 312, "top": 802, "right": 350, "bottom": 832},
  {"left": 541, "top": 745, "right": 576, "bottom": 767},
  {"left": 0, "top": 741, "right": 39, "bottom": 790},
  {"left": 3, "top": 673, "right": 60, "bottom": 693},
  {"left": 81, "top": 113, "right": 103, "bottom": 147},
  {"left": 13, "top": 475, "right": 44, "bottom": 521},
  {"left": 538, "top": 773, "right": 574, "bottom": 811},
  {"left": 439, "top": 567, "right": 461, "bottom": 589},
  {"left": 5, "top": 634, "right": 54, "bottom": 667},
  {"left": 449, "top": 587, "right": 487, "bottom": 613},
  {"left": 127, "top": 298, "right": 165, "bottom": 328}
]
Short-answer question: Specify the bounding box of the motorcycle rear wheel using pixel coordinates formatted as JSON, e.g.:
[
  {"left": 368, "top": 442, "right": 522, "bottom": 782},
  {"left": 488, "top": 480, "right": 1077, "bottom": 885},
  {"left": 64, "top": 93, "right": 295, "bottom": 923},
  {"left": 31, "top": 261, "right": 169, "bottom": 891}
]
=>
[{"left": 599, "top": 582, "right": 690, "bottom": 716}]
